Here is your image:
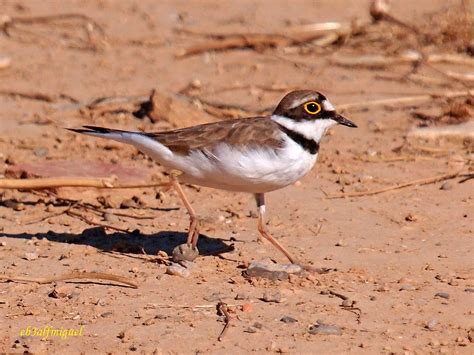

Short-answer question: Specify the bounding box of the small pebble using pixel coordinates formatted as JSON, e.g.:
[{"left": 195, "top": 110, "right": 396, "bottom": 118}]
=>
[
  {"left": 280, "top": 316, "right": 298, "bottom": 323},
  {"left": 103, "top": 213, "right": 119, "bottom": 223},
  {"left": 120, "top": 196, "right": 145, "bottom": 209},
  {"left": 309, "top": 322, "right": 342, "bottom": 335},
  {"left": 235, "top": 293, "right": 248, "bottom": 300},
  {"left": 33, "top": 147, "right": 49, "bottom": 157},
  {"left": 261, "top": 292, "right": 286, "bottom": 303},
  {"left": 241, "top": 303, "right": 253, "bottom": 313},
  {"left": 204, "top": 292, "right": 221, "bottom": 302},
  {"left": 440, "top": 182, "right": 453, "bottom": 190},
  {"left": 335, "top": 240, "right": 347, "bottom": 247},
  {"left": 341, "top": 299, "right": 354, "bottom": 307},
  {"left": 166, "top": 263, "right": 190, "bottom": 278},
  {"left": 464, "top": 288, "right": 474, "bottom": 293},
  {"left": 434, "top": 292, "right": 450, "bottom": 300},
  {"left": 49, "top": 285, "right": 74, "bottom": 299},
  {"left": 425, "top": 319, "right": 438, "bottom": 330},
  {"left": 0, "top": 55, "right": 11, "bottom": 69},
  {"left": 178, "top": 260, "right": 196, "bottom": 270},
  {"left": 172, "top": 244, "right": 199, "bottom": 262},
  {"left": 245, "top": 259, "right": 302, "bottom": 281},
  {"left": 405, "top": 213, "right": 418, "bottom": 222},
  {"left": 5, "top": 155, "right": 16, "bottom": 165},
  {"left": 468, "top": 328, "right": 473, "bottom": 343},
  {"left": 23, "top": 252, "right": 38, "bottom": 261},
  {"left": 399, "top": 284, "right": 415, "bottom": 291}
]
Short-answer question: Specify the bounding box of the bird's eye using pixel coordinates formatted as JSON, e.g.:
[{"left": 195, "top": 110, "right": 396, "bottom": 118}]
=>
[{"left": 303, "top": 101, "right": 321, "bottom": 115}]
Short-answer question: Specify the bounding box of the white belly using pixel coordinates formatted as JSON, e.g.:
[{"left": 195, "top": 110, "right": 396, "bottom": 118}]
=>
[
  {"left": 173, "top": 138, "right": 318, "bottom": 193},
  {"left": 114, "top": 132, "right": 317, "bottom": 193}
]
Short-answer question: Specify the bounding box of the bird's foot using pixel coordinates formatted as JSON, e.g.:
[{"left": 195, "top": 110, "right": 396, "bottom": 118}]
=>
[{"left": 172, "top": 243, "right": 199, "bottom": 262}]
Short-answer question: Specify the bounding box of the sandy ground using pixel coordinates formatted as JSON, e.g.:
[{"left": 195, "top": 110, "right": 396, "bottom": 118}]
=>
[{"left": 1, "top": 0, "right": 473, "bottom": 354}]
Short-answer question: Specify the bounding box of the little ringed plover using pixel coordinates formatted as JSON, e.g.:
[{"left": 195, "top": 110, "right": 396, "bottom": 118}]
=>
[{"left": 69, "top": 90, "right": 357, "bottom": 267}]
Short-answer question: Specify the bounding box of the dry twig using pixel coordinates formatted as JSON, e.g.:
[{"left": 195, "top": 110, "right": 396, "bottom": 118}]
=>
[
  {"left": 331, "top": 52, "right": 474, "bottom": 68},
  {"left": 1, "top": 13, "right": 106, "bottom": 50},
  {"left": 0, "top": 271, "right": 137, "bottom": 288},
  {"left": 338, "top": 90, "right": 474, "bottom": 111},
  {"left": 65, "top": 210, "right": 130, "bottom": 233},
  {"left": 327, "top": 168, "right": 464, "bottom": 199},
  {"left": 325, "top": 290, "right": 361, "bottom": 323},
  {"left": 175, "top": 21, "right": 357, "bottom": 58},
  {"left": 217, "top": 302, "right": 231, "bottom": 341},
  {"left": 25, "top": 203, "right": 76, "bottom": 225},
  {"left": 0, "top": 89, "right": 58, "bottom": 102},
  {"left": 0, "top": 177, "right": 168, "bottom": 190},
  {"left": 369, "top": 0, "right": 419, "bottom": 34}
]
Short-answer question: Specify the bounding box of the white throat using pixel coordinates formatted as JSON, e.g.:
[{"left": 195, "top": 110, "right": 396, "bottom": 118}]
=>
[{"left": 271, "top": 114, "right": 337, "bottom": 142}]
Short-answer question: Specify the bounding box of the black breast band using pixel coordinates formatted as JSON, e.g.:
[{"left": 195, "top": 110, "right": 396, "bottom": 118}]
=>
[{"left": 276, "top": 124, "right": 319, "bottom": 155}]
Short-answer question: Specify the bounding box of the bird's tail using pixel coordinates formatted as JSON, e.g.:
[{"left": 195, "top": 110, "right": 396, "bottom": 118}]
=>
[
  {"left": 67, "top": 126, "right": 172, "bottom": 163},
  {"left": 67, "top": 125, "right": 143, "bottom": 144}
]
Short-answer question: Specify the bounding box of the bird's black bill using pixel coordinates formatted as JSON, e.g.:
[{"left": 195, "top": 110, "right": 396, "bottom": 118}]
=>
[{"left": 333, "top": 114, "right": 357, "bottom": 128}]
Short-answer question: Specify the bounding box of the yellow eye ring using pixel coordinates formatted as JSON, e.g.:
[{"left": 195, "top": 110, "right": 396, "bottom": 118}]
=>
[{"left": 303, "top": 101, "right": 321, "bottom": 115}]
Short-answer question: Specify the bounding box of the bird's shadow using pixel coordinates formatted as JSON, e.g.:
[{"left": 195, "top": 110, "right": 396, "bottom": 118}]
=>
[{"left": 1, "top": 227, "right": 233, "bottom": 257}]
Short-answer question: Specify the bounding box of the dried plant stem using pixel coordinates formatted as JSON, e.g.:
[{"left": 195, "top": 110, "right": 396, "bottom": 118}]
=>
[
  {"left": 25, "top": 203, "right": 76, "bottom": 225},
  {"left": 0, "top": 89, "right": 57, "bottom": 102},
  {"left": 175, "top": 21, "right": 356, "bottom": 58},
  {"left": 331, "top": 53, "right": 474, "bottom": 68},
  {"left": 0, "top": 271, "right": 137, "bottom": 288},
  {"left": 327, "top": 169, "right": 464, "bottom": 199},
  {"left": 65, "top": 210, "right": 130, "bottom": 233},
  {"left": 217, "top": 302, "right": 231, "bottom": 341},
  {"left": 0, "top": 177, "right": 168, "bottom": 190},
  {"left": 338, "top": 90, "right": 474, "bottom": 110}
]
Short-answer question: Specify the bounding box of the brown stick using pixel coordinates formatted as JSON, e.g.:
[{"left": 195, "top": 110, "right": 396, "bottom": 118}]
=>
[
  {"left": 0, "top": 177, "right": 168, "bottom": 190},
  {"left": 1, "top": 13, "right": 106, "bottom": 50},
  {"left": 338, "top": 90, "right": 474, "bottom": 110},
  {"left": 65, "top": 210, "right": 130, "bottom": 233},
  {"left": 217, "top": 302, "right": 231, "bottom": 342},
  {"left": 327, "top": 169, "right": 464, "bottom": 199},
  {"left": 175, "top": 21, "right": 355, "bottom": 58},
  {"left": 331, "top": 53, "right": 474, "bottom": 68},
  {"left": 176, "top": 34, "right": 291, "bottom": 58},
  {"left": 0, "top": 89, "right": 57, "bottom": 102},
  {"left": 25, "top": 203, "right": 76, "bottom": 225},
  {"left": 0, "top": 271, "right": 137, "bottom": 288},
  {"left": 328, "top": 290, "right": 350, "bottom": 301}
]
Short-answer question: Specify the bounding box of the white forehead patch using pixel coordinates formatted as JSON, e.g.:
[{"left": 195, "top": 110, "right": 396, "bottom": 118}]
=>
[
  {"left": 322, "top": 99, "right": 335, "bottom": 111},
  {"left": 289, "top": 95, "right": 316, "bottom": 109}
]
